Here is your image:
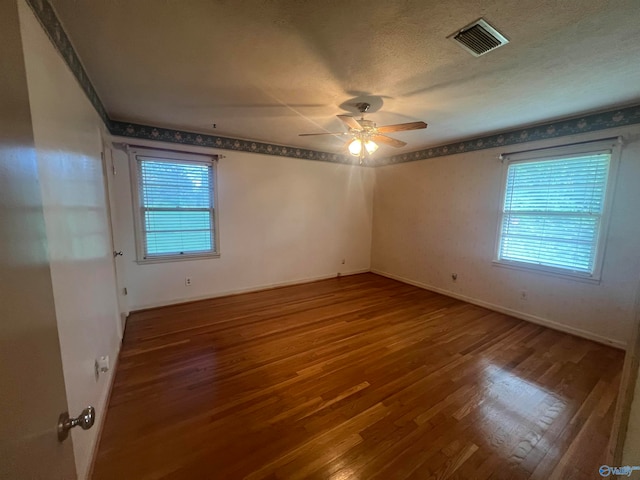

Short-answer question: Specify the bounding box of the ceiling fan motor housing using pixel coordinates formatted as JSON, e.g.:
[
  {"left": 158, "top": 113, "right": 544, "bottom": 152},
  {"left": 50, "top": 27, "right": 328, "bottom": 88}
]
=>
[{"left": 356, "top": 102, "right": 371, "bottom": 113}]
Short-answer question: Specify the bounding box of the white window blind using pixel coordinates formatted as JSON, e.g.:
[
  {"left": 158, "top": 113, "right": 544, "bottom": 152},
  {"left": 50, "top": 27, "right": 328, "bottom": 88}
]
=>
[
  {"left": 498, "top": 151, "right": 611, "bottom": 276},
  {"left": 136, "top": 155, "right": 217, "bottom": 260}
]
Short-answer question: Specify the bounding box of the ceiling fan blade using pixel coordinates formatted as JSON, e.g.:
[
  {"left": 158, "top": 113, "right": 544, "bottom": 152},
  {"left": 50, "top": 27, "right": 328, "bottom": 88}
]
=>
[
  {"left": 298, "top": 132, "right": 347, "bottom": 136},
  {"left": 373, "top": 134, "right": 407, "bottom": 148},
  {"left": 337, "top": 115, "right": 362, "bottom": 131},
  {"left": 377, "top": 121, "right": 428, "bottom": 133}
]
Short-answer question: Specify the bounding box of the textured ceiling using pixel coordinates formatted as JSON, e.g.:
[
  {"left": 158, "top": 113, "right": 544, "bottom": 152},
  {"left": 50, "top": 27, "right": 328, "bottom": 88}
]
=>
[{"left": 50, "top": 0, "right": 640, "bottom": 156}]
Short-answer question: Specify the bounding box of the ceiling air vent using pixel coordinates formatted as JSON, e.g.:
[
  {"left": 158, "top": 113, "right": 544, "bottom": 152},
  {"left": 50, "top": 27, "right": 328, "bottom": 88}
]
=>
[{"left": 449, "top": 18, "right": 508, "bottom": 57}]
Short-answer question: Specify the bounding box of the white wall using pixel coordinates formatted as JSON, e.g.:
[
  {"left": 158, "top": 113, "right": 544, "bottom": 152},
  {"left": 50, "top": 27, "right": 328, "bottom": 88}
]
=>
[
  {"left": 109, "top": 143, "right": 374, "bottom": 310},
  {"left": 19, "top": 2, "right": 122, "bottom": 478},
  {"left": 371, "top": 126, "right": 640, "bottom": 347}
]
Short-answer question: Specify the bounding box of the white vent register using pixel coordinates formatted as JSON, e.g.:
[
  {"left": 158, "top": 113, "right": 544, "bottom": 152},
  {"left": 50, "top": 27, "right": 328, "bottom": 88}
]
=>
[{"left": 449, "top": 18, "right": 509, "bottom": 57}]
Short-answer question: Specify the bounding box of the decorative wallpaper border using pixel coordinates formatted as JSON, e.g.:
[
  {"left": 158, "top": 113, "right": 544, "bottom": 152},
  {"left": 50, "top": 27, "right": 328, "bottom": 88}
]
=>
[
  {"left": 384, "top": 104, "right": 640, "bottom": 166},
  {"left": 25, "top": 0, "right": 640, "bottom": 168},
  {"left": 109, "top": 121, "right": 352, "bottom": 164}
]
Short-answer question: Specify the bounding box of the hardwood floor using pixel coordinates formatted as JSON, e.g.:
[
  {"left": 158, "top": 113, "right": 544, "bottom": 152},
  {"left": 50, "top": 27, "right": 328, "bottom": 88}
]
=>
[{"left": 93, "top": 273, "right": 623, "bottom": 480}]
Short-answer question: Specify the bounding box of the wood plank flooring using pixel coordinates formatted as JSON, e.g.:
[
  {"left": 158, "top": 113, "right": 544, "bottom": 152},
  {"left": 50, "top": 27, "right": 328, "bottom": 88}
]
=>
[{"left": 93, "top": 273, "right": 624, "bottom": 480}]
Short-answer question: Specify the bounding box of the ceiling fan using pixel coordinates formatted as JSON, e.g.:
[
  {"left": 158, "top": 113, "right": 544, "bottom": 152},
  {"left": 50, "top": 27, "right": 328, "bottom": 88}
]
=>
[{"left": 299, "top": 102, "right": 427, "bottom": 164}]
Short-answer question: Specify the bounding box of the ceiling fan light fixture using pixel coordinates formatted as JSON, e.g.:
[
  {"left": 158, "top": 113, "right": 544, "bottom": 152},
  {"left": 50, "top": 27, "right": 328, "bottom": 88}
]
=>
[
  {"left": 348, "top": 138, "right": 362, "bottom": 156},
  {"left": 348, "top": 138, "right": 378, "bottom": 156}
]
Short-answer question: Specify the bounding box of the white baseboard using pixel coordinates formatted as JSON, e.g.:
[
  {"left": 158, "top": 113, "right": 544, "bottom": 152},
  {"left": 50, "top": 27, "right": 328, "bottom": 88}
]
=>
[
  {"left": 86, "top": 339, "right": 121, "bottom": 479},
  {"left": 131, "top": 269, "right": 371, "bottom": 312},
  {"left": 372, "top": 269, "right": 626, "bottom": 350}
]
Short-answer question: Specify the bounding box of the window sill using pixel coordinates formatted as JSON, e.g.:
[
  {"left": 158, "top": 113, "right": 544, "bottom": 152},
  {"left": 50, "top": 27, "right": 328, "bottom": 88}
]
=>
[
  {"left": 492, "top": 260, "right": 602, "bottom": 285},
  {"left": 136, "top": 252, "right": 220, "bottom": 265}
]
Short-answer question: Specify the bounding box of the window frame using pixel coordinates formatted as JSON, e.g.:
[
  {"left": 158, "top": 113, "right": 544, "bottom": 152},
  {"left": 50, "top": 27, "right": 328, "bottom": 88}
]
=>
[
  {"left": 492, "top": 138, "right": 621, "bottom": 283},
  {"left": 129, "top": 147, "right": 220, "bottom": 264}
]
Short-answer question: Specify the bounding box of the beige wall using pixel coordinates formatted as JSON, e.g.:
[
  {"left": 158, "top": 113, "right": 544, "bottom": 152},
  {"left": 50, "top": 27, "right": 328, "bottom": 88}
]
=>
[
  {"left": 109, "top": 144, "right": 374, "bottom": 310},
  {"left": 19, "top": 2, "right": 122, "bottom": 478},
  {"left": 0, "top": 0, "right": 76, "bottom": 478},
  {"left": 371, "top": 126, "right": 640, "bottom": 347}
]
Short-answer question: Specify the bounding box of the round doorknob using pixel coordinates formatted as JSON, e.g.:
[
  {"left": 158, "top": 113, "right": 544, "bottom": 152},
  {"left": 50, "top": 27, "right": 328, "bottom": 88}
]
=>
[{"left": 57, "top": 406, "right": 95, "bottom": 442}]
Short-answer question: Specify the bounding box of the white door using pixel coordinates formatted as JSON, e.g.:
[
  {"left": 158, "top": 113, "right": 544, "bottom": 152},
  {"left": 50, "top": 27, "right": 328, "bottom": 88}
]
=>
[
  {"left": 1, "top": 0, "right": 77, "bottom": 474},
  {"left": 0, "top": 158, "right": 77, "bottom": 479},
  {"left": 103, "top": 145, "right": 130, "bottom": 332}
]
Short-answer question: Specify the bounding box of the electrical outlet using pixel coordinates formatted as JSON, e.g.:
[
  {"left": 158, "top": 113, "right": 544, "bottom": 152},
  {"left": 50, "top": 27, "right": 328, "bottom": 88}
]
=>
[
  {"left": 185, "top": 277, "right": 192, "bottom": 286},
  {"left": 94, "top": 356, "right": 110, "bottom": 381}
]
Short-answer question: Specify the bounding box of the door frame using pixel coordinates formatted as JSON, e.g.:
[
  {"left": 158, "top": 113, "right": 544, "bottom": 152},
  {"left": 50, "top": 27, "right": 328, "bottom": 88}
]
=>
[{"left": 101, "top": 139, "right": 129, "bottom": 338}]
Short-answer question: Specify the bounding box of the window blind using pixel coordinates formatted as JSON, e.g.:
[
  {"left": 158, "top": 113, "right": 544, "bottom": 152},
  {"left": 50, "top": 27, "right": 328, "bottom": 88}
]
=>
[
  {"left": 498, "top": 152, "right": 611, "bottom": 275},
  {"left": 138, "top": 158, "right": 215, "bottom": 258}
]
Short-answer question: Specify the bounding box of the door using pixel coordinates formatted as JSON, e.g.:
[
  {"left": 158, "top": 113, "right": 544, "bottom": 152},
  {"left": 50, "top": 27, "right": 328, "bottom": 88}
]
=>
[
  {"left": 0, "top": 159, "right": 76, "bottom": 478},
  {"left": 103, "top": 144, "right": 130, "bottom": 333},
  {"left": 0, "top": 0, "right": 76, "bottom": 475}
]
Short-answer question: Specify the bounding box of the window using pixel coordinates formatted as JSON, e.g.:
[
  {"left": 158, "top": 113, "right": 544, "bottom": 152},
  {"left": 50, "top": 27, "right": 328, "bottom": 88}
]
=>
[
  {"left": 130, "top": 148, "right": 219, "bottom": 263},
  {"left": 495, "top": 139, "right": 619, "bottom": 280}
]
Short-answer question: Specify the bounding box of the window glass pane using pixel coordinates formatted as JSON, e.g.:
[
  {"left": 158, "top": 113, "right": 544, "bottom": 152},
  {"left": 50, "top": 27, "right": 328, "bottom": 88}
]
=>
[
  {"left": 140, "top": 161, "right": 212, "bottom": 208},
  {"left": 500, "top": 214, "right": 599, "bottom": 272},
  {"left": 498, "top": 152, "right": 610, "bottom": 275},
  {"left": 144, "top": 210, "right": 213, "bottom": 255},
  {"left": 146, "top": 230, "right": 212, "bottom": 256}
]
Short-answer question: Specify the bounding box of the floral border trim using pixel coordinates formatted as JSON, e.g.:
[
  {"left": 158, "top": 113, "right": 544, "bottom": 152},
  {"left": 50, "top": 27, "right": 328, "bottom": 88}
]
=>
[
  {"left": 25, "top": 0, "right": 640, "bottom": 168},
  {"left": 384, "top": 104, "right": 640, "bottom": 166},
  {"left": 26, "top": 0, "right": 110, "bottom": 125},
  {"left": 109, "top": 121, "right": 352, "bottom": 164}
]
